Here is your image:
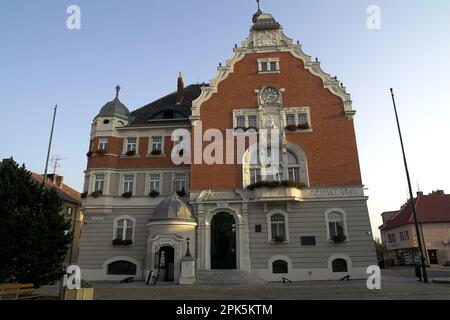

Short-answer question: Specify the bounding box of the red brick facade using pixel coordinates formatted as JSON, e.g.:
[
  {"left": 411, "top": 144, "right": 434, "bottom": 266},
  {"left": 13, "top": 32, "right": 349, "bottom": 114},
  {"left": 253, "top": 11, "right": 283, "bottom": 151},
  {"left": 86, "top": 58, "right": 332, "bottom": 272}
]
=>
[{"left": 191, "top": 51, "right": 362, "bottom": 190}]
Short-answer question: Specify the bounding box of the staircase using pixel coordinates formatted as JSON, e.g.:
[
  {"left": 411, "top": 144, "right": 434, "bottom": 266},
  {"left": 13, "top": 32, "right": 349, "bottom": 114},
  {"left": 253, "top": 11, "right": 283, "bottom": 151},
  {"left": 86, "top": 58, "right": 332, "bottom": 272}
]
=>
[{"left": 196, "top": 269, "right": 267, "bottom": 286}]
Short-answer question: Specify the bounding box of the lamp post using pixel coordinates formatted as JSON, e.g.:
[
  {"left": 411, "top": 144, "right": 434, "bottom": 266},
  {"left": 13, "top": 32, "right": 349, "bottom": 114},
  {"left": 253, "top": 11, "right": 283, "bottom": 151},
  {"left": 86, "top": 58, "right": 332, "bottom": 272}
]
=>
[{"left": 389, "top": 88, "right": 428, "bottom": 283}]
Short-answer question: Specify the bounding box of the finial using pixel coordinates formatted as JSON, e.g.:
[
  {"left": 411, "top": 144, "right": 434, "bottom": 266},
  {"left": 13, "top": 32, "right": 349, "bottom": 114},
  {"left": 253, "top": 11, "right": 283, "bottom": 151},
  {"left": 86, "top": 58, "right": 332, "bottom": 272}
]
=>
[
  {"left": 234, "top": 43, "right": 238, "bottom": 49},
  {"left": 296, "top": 40, "right": 300, "bottom": 45},
  {"left": 315, "top": 57, "right": 318, "bottom": 62},
  {"left": 178, "top": 71, "right": 182, "bottom": 78},
  {"left": 257, "top": 0, "right": 260, "bottom": 11},
  {"left": 219, "top": 62, "right": 222, "bottom": 67},
  {"left": 185, "top": 237, "right": 192, "bottom": 257},
  {"left": 115, "top": 84, "right": 121, "bottom": 98}
]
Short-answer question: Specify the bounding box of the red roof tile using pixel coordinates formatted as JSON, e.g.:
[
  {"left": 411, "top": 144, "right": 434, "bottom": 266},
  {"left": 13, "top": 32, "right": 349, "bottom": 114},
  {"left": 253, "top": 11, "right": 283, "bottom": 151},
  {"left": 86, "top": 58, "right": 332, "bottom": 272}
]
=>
[
  {"left": 30, "top": 172, "right": 82, "bottom": 205},
  {"left": 381, "top": 193, "right": 450, "bottom": 231}
]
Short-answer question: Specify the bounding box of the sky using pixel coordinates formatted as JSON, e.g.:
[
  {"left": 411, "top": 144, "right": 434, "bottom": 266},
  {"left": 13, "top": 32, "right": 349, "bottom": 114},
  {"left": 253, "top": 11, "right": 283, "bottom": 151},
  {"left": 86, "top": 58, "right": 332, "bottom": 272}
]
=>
[{"left": 1, "top": 0, "right": 449, "bottom": 238}]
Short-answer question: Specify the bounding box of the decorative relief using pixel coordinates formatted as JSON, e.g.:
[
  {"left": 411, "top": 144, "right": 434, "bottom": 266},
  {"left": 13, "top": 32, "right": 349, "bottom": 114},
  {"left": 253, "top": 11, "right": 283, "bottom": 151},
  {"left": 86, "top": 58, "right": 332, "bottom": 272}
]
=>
[{"left": 254, "top": 30, "right": 278, "bottom": 47}]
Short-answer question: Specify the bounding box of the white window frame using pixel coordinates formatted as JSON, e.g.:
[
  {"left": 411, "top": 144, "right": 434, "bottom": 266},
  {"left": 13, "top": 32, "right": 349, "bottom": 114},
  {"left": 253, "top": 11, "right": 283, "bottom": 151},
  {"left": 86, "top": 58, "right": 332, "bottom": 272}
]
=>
[
  {"left": 327, "top": 254, "right": 352, "bottom": 274},
  {"left": 113, "top": 215, "right": 136, "bottom": 242},
  {"left": 283, "top": 107, "right": 312, "bottom": 130},
  {"left": 324, "top": 208, "right": 349, "bottom": 242},
  {"left": 174, "top": 173, "right": 188, "bottom": 193},
  {"left": 267, "top": 211, "right": 289, "bottom": 243},
  {"left": 98, "top": 137, "right": 108, "bottom": 150},
  {"left": 123, "top": 174, "right": 134, "bottom": 194},
  {"left": 94, "top": 174, "right": 105, "bottom": 193},
  {"left": 257, "top": 57, "right": 280, "bottom": 74},
  {"left": 233, "top": 109, "right": 259, "bottom": 129},
  {"left": 148, "top": 134, "right": 166, "bottom": 157},
  {"left": 123, "top": 137, "right": 138, "bottom": 155},
  {"left": 149, "top": 173, "right": 161, "bottom": 193}
]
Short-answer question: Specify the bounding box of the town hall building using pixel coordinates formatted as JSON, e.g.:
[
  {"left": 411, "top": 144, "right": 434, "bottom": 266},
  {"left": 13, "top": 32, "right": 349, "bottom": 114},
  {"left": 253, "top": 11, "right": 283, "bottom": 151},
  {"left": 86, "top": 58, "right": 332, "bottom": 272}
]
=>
[{"left": 78, "top": 7, "right": 377, "bottom": 284}]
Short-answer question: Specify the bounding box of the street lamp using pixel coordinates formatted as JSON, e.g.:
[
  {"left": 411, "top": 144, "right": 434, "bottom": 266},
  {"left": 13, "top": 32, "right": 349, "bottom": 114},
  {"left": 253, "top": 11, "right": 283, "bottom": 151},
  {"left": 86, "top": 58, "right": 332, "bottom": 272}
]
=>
[{"left": 390, "top": 88, "right": 428, "bottom": 283}]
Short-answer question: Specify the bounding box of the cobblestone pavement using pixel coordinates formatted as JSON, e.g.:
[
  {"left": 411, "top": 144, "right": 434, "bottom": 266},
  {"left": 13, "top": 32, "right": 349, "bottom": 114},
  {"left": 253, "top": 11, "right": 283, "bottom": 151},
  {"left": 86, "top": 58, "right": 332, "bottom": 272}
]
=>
[{"left": 37, "top": 267, "right": 450, "bottom": 300}]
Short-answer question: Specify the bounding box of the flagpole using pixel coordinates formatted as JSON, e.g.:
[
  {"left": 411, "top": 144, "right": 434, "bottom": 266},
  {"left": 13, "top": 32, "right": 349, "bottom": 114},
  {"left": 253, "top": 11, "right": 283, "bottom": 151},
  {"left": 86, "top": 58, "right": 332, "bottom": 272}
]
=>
[
  {"left": 389, "top": 88, "right": 428, "bottom": 283},
  {"left": 42, "top": 105, "right": 58, "bottom": 188}
]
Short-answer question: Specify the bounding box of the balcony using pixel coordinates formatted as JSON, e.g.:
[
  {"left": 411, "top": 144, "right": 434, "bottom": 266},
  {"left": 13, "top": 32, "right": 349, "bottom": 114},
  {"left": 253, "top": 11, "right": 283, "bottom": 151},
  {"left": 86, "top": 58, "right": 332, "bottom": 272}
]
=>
[{"left": 246, "top": 180, "right": 305, "bottom": 201}]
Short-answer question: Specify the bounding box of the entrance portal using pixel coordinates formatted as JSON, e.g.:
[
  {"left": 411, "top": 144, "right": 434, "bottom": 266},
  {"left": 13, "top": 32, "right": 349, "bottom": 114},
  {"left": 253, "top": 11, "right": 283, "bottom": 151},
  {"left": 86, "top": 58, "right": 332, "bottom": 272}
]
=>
[
  {"left": 158, "top": 246, "right": 174, "bottom": 281},
  {"left": 211, "top": 212, "right": 236, "bottom": 269}
]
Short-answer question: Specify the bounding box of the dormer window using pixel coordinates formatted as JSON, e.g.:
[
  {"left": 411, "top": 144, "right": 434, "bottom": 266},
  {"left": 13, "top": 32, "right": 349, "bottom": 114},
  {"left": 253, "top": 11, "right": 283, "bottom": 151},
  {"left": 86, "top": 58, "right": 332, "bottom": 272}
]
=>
[
  {"left": 163, "top": 110, "right": 174, "bottom": 119},
  {"left": 257, "top": 58, "right": 280, "bottom": 74}
]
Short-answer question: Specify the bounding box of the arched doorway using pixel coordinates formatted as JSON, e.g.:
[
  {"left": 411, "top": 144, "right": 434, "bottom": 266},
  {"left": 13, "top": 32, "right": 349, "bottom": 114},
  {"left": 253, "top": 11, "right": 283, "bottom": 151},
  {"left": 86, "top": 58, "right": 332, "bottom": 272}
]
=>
[
  {"left": 158, "top": 246, "right": 174, "bottom": 281},
  {"left": 211, "top": 212, "right": 236, "bottom": 269}
]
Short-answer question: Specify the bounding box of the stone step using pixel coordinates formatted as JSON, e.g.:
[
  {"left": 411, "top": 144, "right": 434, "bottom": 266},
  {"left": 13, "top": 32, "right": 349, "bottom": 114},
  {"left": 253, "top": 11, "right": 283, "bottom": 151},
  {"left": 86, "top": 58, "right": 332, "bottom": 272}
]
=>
[{"left": 196, "top": 270, "right": 267, "bottom": 285}]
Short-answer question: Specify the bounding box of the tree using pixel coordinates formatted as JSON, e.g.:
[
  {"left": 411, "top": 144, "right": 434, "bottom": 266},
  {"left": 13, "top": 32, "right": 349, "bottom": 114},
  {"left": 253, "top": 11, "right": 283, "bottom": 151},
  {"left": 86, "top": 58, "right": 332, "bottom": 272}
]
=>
[
  {"left": 0, "top": 158, "right": 73, "bottom": 287},
  {"left": 374, "top": 237, "right": 384, "bottom": 261}
]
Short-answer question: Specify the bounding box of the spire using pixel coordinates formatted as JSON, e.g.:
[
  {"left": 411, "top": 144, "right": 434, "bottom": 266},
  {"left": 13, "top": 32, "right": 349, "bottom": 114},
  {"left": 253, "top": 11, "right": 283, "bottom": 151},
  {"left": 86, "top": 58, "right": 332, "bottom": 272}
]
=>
[
  {"left": 252, "top": 0, "right": 262, "bottom": 23},
  {"left": 176, "top": 72, "right": 184, "bottom": 104},
  {"left": 115, "top": 84, "right": 121, "bottom": 98}
]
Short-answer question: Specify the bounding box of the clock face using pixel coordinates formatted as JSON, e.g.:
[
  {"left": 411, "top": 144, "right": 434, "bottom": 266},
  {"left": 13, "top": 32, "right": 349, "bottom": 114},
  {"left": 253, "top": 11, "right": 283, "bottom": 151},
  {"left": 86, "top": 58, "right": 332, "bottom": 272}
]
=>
[{"left": 261, "top": 87, "right": 280, "bottom": 104}]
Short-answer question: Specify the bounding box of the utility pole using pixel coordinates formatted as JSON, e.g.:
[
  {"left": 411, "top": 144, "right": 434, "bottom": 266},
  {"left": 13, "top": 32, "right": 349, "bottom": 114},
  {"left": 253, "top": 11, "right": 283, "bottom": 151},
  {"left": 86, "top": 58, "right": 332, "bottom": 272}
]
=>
[
  {"left": 390, "top": 88, "right": 428, "bottom": 283},
  {"left": 42, "top": 105, "right": 58, "bottom": 188}
]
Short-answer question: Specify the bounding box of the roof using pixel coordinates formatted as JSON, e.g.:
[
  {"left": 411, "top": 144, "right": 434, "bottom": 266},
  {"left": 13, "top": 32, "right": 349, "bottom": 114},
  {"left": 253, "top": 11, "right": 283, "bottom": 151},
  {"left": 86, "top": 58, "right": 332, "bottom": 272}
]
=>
[
  {"left": 149, "top": 191, "right": 195, "bottom": 222},
  {"left": 380, "top": 193, "right": 450, "bottom": 231},
  {"left": 251, "top": 11, "right": 281, "bottom": 30},
  {"left": 129, "top": 84, "right": 204, "bottom": 126},
  {"left": 98, "top": 96, "right": 130, "bottom": 120},
  {"left": 30, "top": 173, "right": 82, "bottom": 205}
]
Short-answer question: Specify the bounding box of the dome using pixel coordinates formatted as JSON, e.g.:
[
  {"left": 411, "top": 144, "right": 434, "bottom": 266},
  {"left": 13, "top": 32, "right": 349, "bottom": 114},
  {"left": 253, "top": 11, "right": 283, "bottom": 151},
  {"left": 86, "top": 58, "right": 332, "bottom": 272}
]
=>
[
  {"left": 97, "top": 85, "right": 130, "bottom": 120},
  {"left": 150, "top": 191, "right": 195, "bottom": 221},
  {"left": 251, "top": 11, "right": 281, "bottom": 30}
]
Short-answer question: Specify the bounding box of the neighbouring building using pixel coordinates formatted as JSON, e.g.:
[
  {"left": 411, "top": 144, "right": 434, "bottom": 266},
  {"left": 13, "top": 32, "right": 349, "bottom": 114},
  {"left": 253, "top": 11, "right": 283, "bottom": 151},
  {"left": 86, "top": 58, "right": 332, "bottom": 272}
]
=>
[
  {"left": 31, "top": 173, "right": 83, "bottom": 264},
  {"left": 379, "top": 190, "right": 450, "bottom": 267},
  {"left": 78, "top": 7, "right": 377, "bottom": 283}
]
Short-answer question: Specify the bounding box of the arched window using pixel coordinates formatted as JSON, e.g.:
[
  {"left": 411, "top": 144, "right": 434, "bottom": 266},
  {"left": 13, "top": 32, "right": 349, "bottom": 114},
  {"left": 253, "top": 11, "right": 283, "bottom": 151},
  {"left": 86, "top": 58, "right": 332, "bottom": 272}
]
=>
[
  {"left": 272, "top": 260, "right": 288, "bottom": 273},
  {"left": 114, "top": 217, "right": 134, "bottom": 241},
  {"left": 287, "top": 151, "right": 300, "bottom": 181},
  {"left": 107, "top": 260, "right": 137, "bottom": 275},
  {"left": 327, "top": 212, "right": 345, "bottom": 240},
  {"left": 270, "top": 214, "right": 286, "bottom": 241},
  {"left": 332, "top": 258, "right": 348, "bottom": 272},
  {"left": 243, "top": 144, "right": 309, "bottom": 188}
]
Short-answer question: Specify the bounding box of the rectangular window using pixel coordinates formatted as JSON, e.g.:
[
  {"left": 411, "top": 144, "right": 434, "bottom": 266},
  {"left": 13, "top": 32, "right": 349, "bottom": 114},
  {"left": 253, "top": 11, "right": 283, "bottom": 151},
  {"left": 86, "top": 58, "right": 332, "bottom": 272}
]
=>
[
  {"left": 175, "top": 173, "right": 187, "bottom": 192},
  {"left": 288, "top": 167, "right": 299, "bottom": 181},
  {"left": 270, "top": 61, "right": 277, "bottom": 71},
  {"left": 255, "top": 224, "right": 262, "bottom": 233},
  {"left": 261, "top": 62, "right": 268, "bottom": 72},
  {"left": 99, "top": 137, "right": 108, "bottom": 150},
  {"left": 301, "top": 236, "right": 316, "bottom": 246},
  {"left": 329, "top": 221, "right": 344, "bottom": 238},
  {"left": 126, "top": 137, "right": 137, "bottom": 152},
  {"left": 94, "top": 174, "right": 104, "bottom": 192},
  {"left": 247, "top": 115, "right": 257, "bottom": 128},
  {"left": 286, "top": 114, "right": 296, "bottom": 126},
  {"left": 236, "top": 116, "right": 246, "bottom": 128},
  {"left": 404, "top": 231, "right": 409, "bottom": 240},
  {"left": 149, "top": 174, "right": 160, "bottom": 192},
  {"left": 298, "top": 113, "right": 308, "bottom": 125},
  {"left": 123, "top": 175, "right": 134, "bottom": 193},
  {"left": 66, "top": 207, "right": 73, "bottom": 216},
  {"left": 151, "top": 136, "right": 162, "bottom": 151},
  {"left": 400, "top": 232, "right": 404, "bottom": 241},
  {"left": 250, "top": 168, "right": 261, "bottom": 184},
  {"left": 271, "top": 222, "right": 286, "bottom": 239}
]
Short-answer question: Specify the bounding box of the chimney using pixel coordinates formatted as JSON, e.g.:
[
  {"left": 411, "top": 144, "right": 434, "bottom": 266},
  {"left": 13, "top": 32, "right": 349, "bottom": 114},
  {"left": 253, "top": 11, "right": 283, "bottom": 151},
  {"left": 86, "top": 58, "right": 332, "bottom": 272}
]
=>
[
  {"left": 55, "top": 175, "right": 64, "bottom": 188},
  {"left": 176, "top": 72, "right": 184, "bottom": 104}
]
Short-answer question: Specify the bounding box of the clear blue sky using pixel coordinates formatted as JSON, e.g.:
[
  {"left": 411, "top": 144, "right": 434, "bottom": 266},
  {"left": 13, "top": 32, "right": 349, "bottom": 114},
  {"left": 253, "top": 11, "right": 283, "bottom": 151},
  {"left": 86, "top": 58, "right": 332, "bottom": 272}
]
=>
[{"left": 1, "top": 0, "right": 449, "bottom": 237}]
